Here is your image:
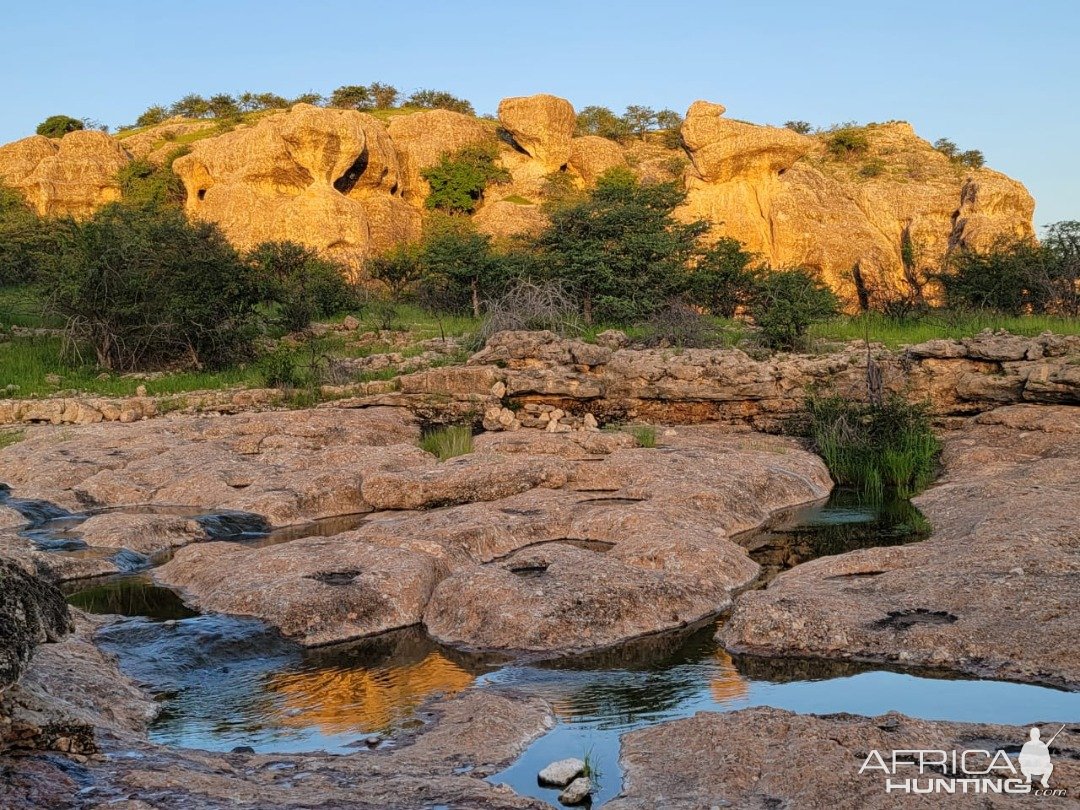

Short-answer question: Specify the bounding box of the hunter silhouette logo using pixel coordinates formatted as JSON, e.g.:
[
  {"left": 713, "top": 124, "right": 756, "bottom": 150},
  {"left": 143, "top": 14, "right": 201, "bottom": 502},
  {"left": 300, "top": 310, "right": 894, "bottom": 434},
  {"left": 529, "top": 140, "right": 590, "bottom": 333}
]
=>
[{"left": 859, "top": 724, "right": 1068, "bottom": 797}]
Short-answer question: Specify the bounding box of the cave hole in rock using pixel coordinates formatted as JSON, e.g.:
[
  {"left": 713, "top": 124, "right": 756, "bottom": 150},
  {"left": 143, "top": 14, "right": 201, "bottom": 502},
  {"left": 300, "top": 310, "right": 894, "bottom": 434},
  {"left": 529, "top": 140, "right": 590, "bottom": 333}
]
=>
[
  {"left": 333, "top": 152, "right": 369, "bottom": 195},
  {"left": 196, "top": 188, "right": 207, "bottom": 200},
  {"left": 509, "top": 563, "right": 549, "bottom": 578}
]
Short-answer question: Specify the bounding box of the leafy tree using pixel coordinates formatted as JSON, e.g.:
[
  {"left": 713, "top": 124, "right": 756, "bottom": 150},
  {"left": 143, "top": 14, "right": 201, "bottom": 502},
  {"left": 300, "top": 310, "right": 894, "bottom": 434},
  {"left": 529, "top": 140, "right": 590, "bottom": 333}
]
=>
[
  {"left": 369, "top": 82, "right": 400, "bottom": 109},
  {"left": 367, "top": 243, "right": 423, "bottom": 301},
  {"left": 254, "top": 92, "right": 289, "bottom": 110},
  {"left": 407, "top": 89, "right": 475, "bottom": 115},
  {"left": 136, "top": 105, "right": 170, "bottom": 128},
  {"left": 170, "top": 94, "right": 211, "bottom": 118},
  {"left": 291, "top": 91, "right": 324, "bottom": 106},
  {"left": 958, "top": 149, "right": 985, "bottom": 169},
  {"left": 421, "top": 143, "right": 509, "bottom": 214},
  {"left": 654, "top": 109, "right": 682, "bottom": 131},
  {"left": 207, "top": 93, "right": 240, "bottom": 119},
  {"left": 417, "top": 216, "right": 509, "bottom": 317},
  {"left": 575, "top": 106, "right": 631, "bottom": 140},
  {"left": 237, "top": 92, "right": 262, "bottom": 112},
  {"left": 748, "top": 268, "right": 838, "bottom": 349},
  {"left": 532, "top": 168, "right": 708, "bottom": 323},
  {"left": 785, "top": 120, "right": 813, "bottom": 134},
  {"left": 687, "top": 237, "right": 756, "bottom": 317},
  {"left": 40, "top": 204, "right": 263, "bottom": 370},
  {"left": 1044, "top": 220, "right": 1080, "bottom": 316},
  {"left": 329, "top": 85, "right": 374, "bottom": 110},
  {"left": 622, "top": 105, "right": 657, "bottom": 139},
  {"left": 35, "top": 115, "right": 84, "bottom": 138},
  {"left": 246, "top": 241, "right": 357, "bottom": 331},
  {"left": 933, "top": 138, "right": 959, "bottom": 159},
  {"left": 0, "top": 185, "right": 51, "bottom": 285}
]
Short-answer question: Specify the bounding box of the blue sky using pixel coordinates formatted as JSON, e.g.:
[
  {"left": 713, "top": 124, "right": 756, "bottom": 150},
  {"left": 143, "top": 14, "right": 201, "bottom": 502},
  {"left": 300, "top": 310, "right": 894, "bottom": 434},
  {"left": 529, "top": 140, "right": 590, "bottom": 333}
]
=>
[{"left": 2, "top": 1, "right": 1076, "bottom": 225}]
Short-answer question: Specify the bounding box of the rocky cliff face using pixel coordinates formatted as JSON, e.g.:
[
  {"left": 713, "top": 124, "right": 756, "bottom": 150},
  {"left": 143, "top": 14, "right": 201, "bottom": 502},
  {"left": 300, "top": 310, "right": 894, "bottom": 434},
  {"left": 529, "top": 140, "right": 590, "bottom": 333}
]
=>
[{"left": 0, "top": 94, "right": 1035, "bottom": 296}]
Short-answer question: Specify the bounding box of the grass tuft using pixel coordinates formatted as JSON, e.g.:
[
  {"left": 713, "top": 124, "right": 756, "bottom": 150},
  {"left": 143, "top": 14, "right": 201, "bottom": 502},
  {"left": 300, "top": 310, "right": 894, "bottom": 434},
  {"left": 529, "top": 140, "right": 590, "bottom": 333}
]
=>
[
  {"left": 630, "top": 425, "right": 657, "bottom": 448},
  {"left": 419, "top": 425, "right": 474, "bottom": 460}
]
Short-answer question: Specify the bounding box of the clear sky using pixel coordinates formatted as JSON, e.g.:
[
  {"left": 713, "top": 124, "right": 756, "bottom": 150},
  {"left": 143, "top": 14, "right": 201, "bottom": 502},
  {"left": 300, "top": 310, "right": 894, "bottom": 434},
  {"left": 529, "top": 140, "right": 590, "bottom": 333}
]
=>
[{"left": 2, "top": 1, "right": 1076, "bottom": 226}]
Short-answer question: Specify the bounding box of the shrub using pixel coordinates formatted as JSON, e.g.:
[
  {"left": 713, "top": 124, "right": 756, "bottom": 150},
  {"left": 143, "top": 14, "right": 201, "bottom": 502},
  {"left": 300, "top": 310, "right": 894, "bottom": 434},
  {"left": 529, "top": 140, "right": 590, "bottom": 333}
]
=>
[
  {"left": 414, "top": 216, "right": 511, "bottom": 317},
  {"left": 575, "top": 106, "right": 632, "bottom": 140},
  {"left": 479, "top": 279, "right": 582, "bottom": 342},
  {"left": 35, "top": 115, "right": 84, "bottom": 138},
  {"left": 859, "top": 158, "right": 886, "bottom": 178},
  {"left": 958, "top": 149, "right": 985, "bottom": 169},
  {"left": 785, "top": 120, "right": 813, "bottom": 135},
  {"left": 643, "top": 300, "right": 720, "bottom": 348},
  {"left": 0, "top": 184, "right": 51, "bottom": 285},
  {"left": 169, "top": 94, "right": 211, "bottom": 118},
  {"left": 531, "top": 168, "right": 707, "bottom": 323},
  {"left": 40, "top": 204, "right": 263, "bottom": 370},
  {"left": 749, "top": 268, "right": 838, "bottom": 350},
  {"left": 421, "top": 143, "right": 509, "bottom": 214},
  {"left": 688, "top": 237, "right": 756, "bottom": 317},
  {"left": 329, "top": 85, "right": 373, "bottom": 110},
  {"left": 367, "top": 243, "right": 423, "bottom": 300},
  {"left": 116, "top": 151, "right": 188, "bottom": 210},
  {"left": 246, "top": 241, "right": 358, "bottom": 331},
  {"left": 806, "top": 394, "right": 940, "bottom": 497},
  {"left": 419, "top": 425, "right": 474, "bottom": 460},
  {"left": 934, "top": 138, "right": 985, "bottom": 170},
  {"left": 826, "top": 128, "right": 869, "bottom": 159},
  {"left": 136, "top": 105, "right": 170, "bottom": 128},
  {"left": 260, "top": 347, "right": 303, "bottom": 388}
]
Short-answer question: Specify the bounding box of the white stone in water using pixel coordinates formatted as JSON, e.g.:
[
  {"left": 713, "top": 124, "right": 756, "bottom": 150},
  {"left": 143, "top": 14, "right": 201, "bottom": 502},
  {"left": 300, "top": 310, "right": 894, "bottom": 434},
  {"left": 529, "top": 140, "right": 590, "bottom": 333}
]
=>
[
  {"left": 538, "top": 757, "right": 585, "bottom": 787},
  {"left": 558, "top": 776, "right": 593, "bottom": 805}
]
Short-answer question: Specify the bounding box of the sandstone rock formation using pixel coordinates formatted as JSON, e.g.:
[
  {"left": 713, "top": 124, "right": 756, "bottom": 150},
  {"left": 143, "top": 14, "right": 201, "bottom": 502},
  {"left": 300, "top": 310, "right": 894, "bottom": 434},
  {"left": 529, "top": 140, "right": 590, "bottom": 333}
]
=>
[
  {"left": 172, "top": 104, "right": 421, "bottom": 266},
  {"left": 679, "top": 106, "right": 1035, "bottom": 305},
  {"left": 721, "top": 404, "right": 1080, "bottom": 688},
  {"left": 0, "top": 130, "right": 129, "bottom": 217},
  {"left": 386, "top": 108, "right": 495, "bottom": 203},
  {"left": 608, "top": 707, "right": 1080, "bottom": 809},
  {"left": 497, "top": 93, "right": 576, "bottom": 171}
]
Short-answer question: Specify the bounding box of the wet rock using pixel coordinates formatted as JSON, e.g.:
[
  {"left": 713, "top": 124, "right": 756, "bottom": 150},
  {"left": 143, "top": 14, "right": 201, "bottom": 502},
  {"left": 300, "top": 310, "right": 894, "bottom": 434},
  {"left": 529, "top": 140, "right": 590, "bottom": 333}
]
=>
[
  {"left": 558, "top": 776, "right": 593, "bottom": 805},
  {"left": 155, "top": 537, "right": 440, "bottom": 646},
  {"left": 607, "top": 707, "right": 1080, "bottom": 809},
  {"left": 76, "top": 512, "right": 210, "bottom": 554},
  {"left": 721, "top": 404, "right": 1080, "bottom": 687},
  {"left": 538, "top": 757, "right": 585, "bottom": 786}
]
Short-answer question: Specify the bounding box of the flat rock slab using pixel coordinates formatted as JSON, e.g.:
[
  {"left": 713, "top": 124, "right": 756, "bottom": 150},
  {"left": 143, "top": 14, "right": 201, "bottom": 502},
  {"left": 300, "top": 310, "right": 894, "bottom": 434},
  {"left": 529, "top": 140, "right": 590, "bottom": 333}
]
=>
[
  {"left": 721, "top": 405, "right": 1080, "bottom": 687},
  {"left": 76, "top": 512, "right": 210, "bottom": 554},
  {"left": 607, "top": 707, "right": 1080, "bottom": 809},
  {"left": 0, "top": 407, "right": 424, "bottom": 526},
  {"left": 424, "top": 540, "right": 755, "bottom": 653},
  {"left": 155, "top": 537, "right": 439, "bottom": 646}
]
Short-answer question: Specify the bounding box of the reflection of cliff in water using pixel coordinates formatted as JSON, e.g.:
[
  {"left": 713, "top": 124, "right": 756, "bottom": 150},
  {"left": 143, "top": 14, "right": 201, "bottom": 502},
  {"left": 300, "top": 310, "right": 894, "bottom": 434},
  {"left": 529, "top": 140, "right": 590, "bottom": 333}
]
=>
[{"left": 268, "top": 628, "right": 477, "bottom": 734}]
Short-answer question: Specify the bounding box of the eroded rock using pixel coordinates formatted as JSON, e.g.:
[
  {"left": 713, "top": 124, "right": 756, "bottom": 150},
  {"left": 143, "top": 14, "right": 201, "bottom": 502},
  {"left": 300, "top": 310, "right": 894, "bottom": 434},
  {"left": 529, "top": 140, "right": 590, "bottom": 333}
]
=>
[{"left": 497, "top": 94, "right": 576, "bottom": 171}]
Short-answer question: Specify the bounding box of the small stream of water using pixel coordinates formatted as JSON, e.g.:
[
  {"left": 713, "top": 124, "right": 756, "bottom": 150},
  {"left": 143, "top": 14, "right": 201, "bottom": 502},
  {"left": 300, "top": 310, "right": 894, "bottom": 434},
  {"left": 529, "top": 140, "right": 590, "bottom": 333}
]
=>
[{"left": 5, "top": 484, "right": 1076, "bottom": 807}]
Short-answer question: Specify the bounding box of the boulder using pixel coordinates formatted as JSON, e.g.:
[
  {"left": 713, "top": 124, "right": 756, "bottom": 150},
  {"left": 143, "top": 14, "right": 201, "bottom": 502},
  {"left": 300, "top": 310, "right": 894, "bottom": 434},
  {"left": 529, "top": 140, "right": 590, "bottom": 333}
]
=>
[
  {"left": 386, "top": 109, "right": 495, "bottom": 203},
  {"left": 721, "top": 405, "right": 1080, "bottom": 688},
  {"left": 497, "top": 94, "right": 576, "bottom": 171},
  {"left": 558, "top": 777, "right": 592, "bottom": 805},
  {"left": 473, "top": 198, "right": 549, "bottom": 239},
  {"left": 155, "top": 536, "right": 440, "bottom": 646},
  {"left": 75, "top": 513, "right": 210, "bottom": 555},
  {"left": 568, "top": 135, "right": 627, "bottom": 184},
  {"left": 0, "top": 130, "right": 129, "bottom": 217},
  {"left": 681, "top": 100, "right": 811, "bottom": 183},
  {"left": 537, "top": 758, "right": 585, "bottom": 787}
]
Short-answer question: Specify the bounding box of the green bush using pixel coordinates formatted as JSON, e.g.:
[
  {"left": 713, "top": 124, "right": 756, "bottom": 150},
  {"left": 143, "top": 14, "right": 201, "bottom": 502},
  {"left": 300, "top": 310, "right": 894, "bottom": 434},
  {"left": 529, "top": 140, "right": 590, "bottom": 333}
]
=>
[
  {"left": 422, "top": 144, "right": 508, "bottom": 214},
  {"left": 806, "top": 394, "right": 940, "bottom": 497},
  {"left": 116, "top": 151, "right": 188, "bottom": 210},
  {"left": 36, "top": 115, "right": 84, "bottom": 138},
  {"left": 575, "top": 106, "right": 632, "bottom": 140},
  {"left": 629, "top": 425, "right": 657, "bottom": 448},
  {"left": 687, "top": 237, "right": 756, "bottom": 317},
  {"left": 0, "top": 185, "right": 51, "bottom": 285},
  {"left": 406, "top": 89, "right": 474, "bottom": 115},
  {"left": 413, "top": 216, "right": 512, "bottom": 317},
  {"left": 749, "top": 268, "right": 838, "bottom": 350},
  {"left": 419, "top": 425, "right": 474, "bottom": 460},
  {"left": 136, "top": 105, "right": 170, "bottom": 127},
  {"left": 859, "top": 158, "right": 886, "bottom": 178},
  {"left": 826, "top": 128, "right": 869, "bottom": 159},
  {"left": 260, "top": 347, "right": 303, "bottom": 388},
  {"left": 246, "top": 241, "right": 358, "bottom": 331},
  {"left": 40, "top": 204, "right": 263, "bottom": 370},
  {"left": 785, "top": 120, "right": 813, "bottom": 134},
  {"left": 531, "top": 167, "right": 707, "bottom": 323}
]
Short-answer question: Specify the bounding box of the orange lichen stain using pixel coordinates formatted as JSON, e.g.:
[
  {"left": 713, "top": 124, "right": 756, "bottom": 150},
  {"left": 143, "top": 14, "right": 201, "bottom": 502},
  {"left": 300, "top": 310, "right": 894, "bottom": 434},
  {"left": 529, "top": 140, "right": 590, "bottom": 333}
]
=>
[{"left": 267, "top": 653, "right": 475, "bottom": 734}]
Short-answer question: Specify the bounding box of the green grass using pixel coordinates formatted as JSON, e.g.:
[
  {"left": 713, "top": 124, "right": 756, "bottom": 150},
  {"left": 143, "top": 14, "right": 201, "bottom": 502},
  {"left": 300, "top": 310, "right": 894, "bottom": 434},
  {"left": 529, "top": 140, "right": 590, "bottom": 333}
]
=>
[
  {"left": 0, "top": 285, "right": 62, "bottom": 328},
  {"left": 629, "top": 425, "right": 657, "bottom": 448},
  {"left": 808, "top": 311, "right": 1080, "bottom": 349},
  {"left": 0, "top": 429, "right": 25, "bottom": 449},
  {"left": 806, "top": 394, "right": 940, "bottom": 498},
  {"left": 419, "top": 425, "right": 474, "bottom": 460}
]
